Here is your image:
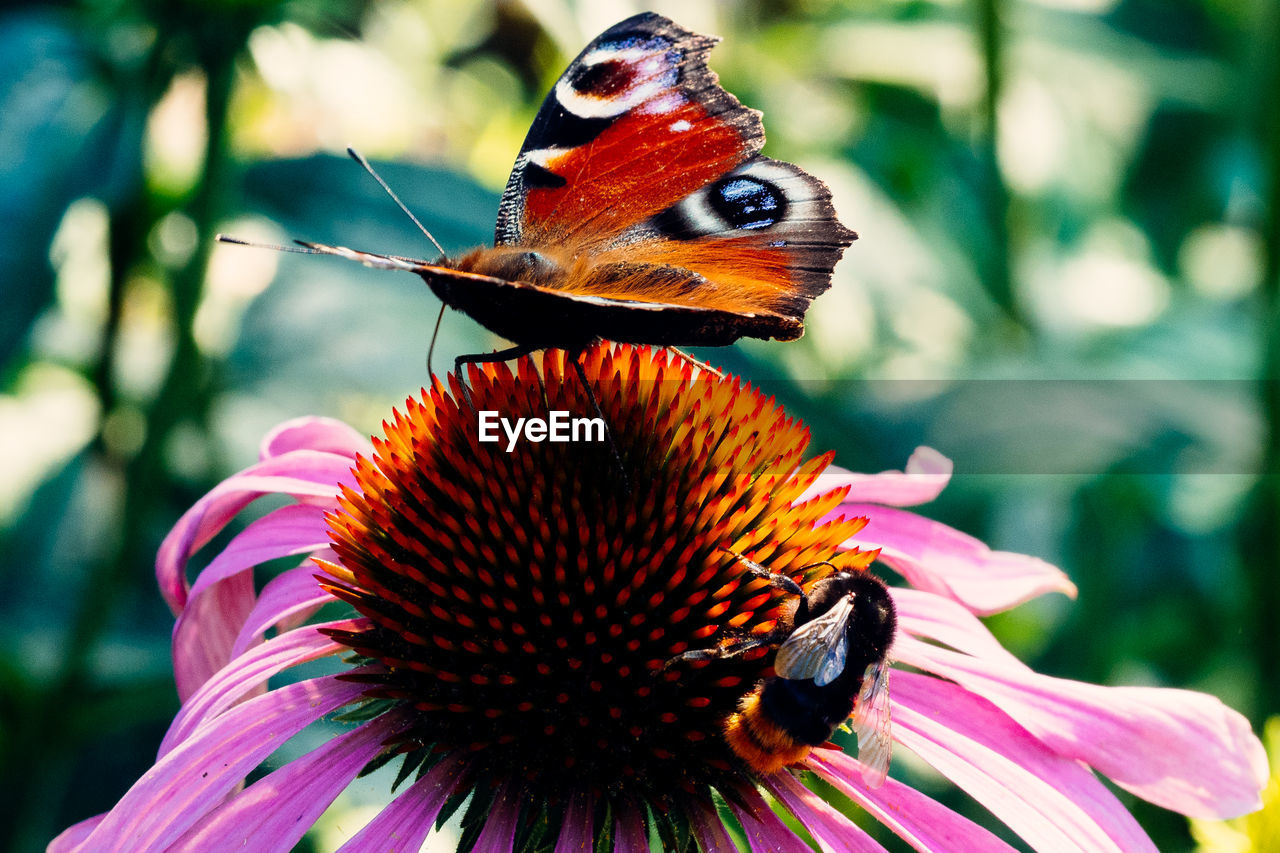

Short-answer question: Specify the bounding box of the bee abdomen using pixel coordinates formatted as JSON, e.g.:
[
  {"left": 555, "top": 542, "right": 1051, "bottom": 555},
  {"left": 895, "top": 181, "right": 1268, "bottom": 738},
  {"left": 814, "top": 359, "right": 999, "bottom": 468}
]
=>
[
  {"left": 759, "top": 676, "right": 855, "bottom": 745},
  {"left": 724, "top": 689, "right": 814, "bottom": 775}
]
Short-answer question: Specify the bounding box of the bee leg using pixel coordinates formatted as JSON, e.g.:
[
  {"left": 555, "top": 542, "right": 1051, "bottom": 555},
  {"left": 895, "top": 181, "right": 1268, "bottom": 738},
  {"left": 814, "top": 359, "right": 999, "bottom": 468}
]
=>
[
  {"left": 720, "top": 547, "right": 806, "bottom": 598},
  {"left": 661, "top": 637, "right": 770, "bottom": 671}
]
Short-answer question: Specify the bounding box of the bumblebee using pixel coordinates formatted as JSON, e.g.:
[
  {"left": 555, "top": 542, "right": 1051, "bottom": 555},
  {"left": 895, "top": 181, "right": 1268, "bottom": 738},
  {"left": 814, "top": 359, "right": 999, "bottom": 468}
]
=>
[{"left": 715, "top": 551, "right": 896, "bottom": 785}]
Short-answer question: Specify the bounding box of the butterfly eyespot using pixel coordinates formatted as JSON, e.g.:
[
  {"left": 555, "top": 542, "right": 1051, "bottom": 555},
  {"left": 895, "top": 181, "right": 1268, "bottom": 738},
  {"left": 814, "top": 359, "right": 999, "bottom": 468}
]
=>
[
  {"left": 709, "top": 176, "right": 787, "bottom": 230},
  {"left": 572, "top": 60, "right": 638, "bottom": 97},
  {"left": 558, "top": 39, "right": 681, "bottom": 122}
]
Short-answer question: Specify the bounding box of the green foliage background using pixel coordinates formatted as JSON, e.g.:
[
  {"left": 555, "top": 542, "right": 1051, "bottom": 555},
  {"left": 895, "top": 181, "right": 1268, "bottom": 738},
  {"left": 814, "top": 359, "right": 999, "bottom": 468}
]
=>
[{"left": 1, "top": 0, "right": 1276, "bottom": 850}]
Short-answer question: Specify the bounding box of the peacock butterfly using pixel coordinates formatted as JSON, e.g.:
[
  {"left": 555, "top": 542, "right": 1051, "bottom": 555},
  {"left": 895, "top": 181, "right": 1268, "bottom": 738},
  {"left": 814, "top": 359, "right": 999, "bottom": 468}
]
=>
[{"left": 231, "top": 13, "right": 856, "bottom": 367}]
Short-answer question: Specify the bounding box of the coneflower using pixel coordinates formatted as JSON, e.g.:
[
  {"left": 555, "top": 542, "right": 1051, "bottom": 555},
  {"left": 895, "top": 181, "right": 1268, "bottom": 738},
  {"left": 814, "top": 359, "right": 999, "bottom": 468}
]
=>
[{"left": 52, "top": 345, "right": 1266, "bottom": 852}]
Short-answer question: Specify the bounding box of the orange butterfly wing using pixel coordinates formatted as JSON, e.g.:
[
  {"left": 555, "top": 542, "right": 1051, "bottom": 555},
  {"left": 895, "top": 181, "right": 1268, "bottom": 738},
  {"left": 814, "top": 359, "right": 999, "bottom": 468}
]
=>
[
  {"left": 496, "top": 14, "right": 761, "bottom": 249},
  {"left": 480, "top": 13, "right": 854, "bottom": 345}
]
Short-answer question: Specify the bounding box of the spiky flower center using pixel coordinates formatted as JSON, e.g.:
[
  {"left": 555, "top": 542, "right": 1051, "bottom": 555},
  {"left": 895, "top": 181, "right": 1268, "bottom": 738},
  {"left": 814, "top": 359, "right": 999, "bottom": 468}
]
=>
[{"left": 321, "top": 346, "right": 870, "bottom": 831}]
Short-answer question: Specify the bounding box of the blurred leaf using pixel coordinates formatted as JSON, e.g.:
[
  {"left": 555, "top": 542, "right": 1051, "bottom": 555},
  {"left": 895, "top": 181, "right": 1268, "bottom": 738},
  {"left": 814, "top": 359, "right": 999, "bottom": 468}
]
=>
[
  {"left": 0, "top": 8, "right": 143, "bottom": 370},
  {"left": 224, "top": 155, "right": 499, "bottom": 430},
  {"left": 1125, "top": 107, "right": 1233, "bottom": 271},
  {"left": 240, "top": 153, "right": 497, "bottom": 254}
]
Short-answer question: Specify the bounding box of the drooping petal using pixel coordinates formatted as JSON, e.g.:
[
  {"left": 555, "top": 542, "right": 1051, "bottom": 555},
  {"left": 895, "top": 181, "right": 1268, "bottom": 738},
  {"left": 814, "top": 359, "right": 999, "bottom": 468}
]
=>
[
  {"left": 230, "top": 560, "right": 335, "bottom": 659},
  {"left": 171, "top": 569, "right": 257, "bottom": 701},
  {"left": 895, "top": 635, "right": 1269, "bottom": 819},
  {"left": 335, "top": 756, "right": 467, "bottom": 853},
  {"left": 170, "top": 503, "right": 335, "bottom": 698},
  {"left": 80, "top": 676, "right": 365, "bottom": 853},
  {"left": 259, "top": 416, "right": 370, "bottom": 461},
  {"left": 156, "top": 451, "right": 358, "bottom": 613},
  {"left": 612, "top": 803, "right": 650, "bottom": 853},
  {"left": 160, "top": 621, "right": 363, "bottom": 757},
  {"left": 169, "top": 712, "right": 406, "bottom": 852},
  {"left": 806, "top": 750, "right": 1019, "bottom": 853},
  {"left": 806, "top": 446, "right": 953, "bottom": 507},
  {"left": 554, "top": 792, "right": 594, "bottom": 853},
  {"left": 186, "top": 503, "right": 331, "bottom": 603},
  {"left": 890, "top": 587, "right": 1026, "bottom": 666},
  {"left": 47, "top": 813, "right": 105, "bottom": 853},
  {"left": 727, "top": 785, "right": 813, "bottom": 853},
  {"left": 893, "top": 671, "right": 1157, "bottom": 852},
  {"left": 760, "top": 769, "right": 885, "bottom": 852},
  {"left": 474, "top": 780, "right": 521, "bottom": 850},
  {"left": 841, "top": 504, "right": 1077, "bottom": 614},
  {"left": 688, "top": 798, "right": 738, "bottom": 853}
]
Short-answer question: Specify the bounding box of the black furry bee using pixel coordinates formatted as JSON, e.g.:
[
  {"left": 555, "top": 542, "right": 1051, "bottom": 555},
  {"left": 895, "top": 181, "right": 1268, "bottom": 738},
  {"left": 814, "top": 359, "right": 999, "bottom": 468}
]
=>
[{"left": 719, "top": 551, "right": 896, "bottom": 784}]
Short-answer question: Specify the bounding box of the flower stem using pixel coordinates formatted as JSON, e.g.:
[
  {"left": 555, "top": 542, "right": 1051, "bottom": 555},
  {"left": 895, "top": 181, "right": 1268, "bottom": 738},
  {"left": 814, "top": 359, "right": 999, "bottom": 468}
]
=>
[{"left": 976, "top": 0, "right": 1021, "bottom": 331}]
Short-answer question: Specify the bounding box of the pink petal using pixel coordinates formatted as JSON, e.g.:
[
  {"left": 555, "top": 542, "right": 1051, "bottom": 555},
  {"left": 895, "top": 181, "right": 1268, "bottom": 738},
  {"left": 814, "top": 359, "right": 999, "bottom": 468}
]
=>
[
  {"left": 759, "top": 770, "right": 885, "bottom": 852},
  {"left": 47, "top": 813, "right": 104, "bottom": 853},
  {"left": 230, "top": 561, "right": 335, "bottom": 659},
  {"left": 806, "top": 750, "right": 1019, "bottom": 853},
  {"left": 890, "top": 587, "right": 1026, "bottom": 666},
  {"left": 336, "top": 756, "right": 467, "bottom": 853},
  {"left": 259, "top": 416, "right": 369, "bottom": 461},
  {"left": 612, "top": 803, "right": 649, "bottom": 853},
  {"left": 474, "top": 780, "right": 521, "bottom": 850},
  {"left": 895, "top": 635, "right": 1268, "bottom": 819},
  {"left": 727, "top": 784, "right": 812, "bottom": 853},
  {"left": 171, "top": 570, "right": 256, "bottom": 701},
  {"left": 82, "top": 675, "right": 365, "bottom": 853},
  {"left": 161, "top": 620, "right": 363, "bottom": 757},
  {"left": 168, "top": 504, "right": 334, "bottom": 698},
  {"left": 840, "top": 504, "right": 1076, "bottom": 614},
  {"left": 554, "top": 792, "right": 594, "bottom": 853},
  {"left": 688, "top": 798, "right": 738, "bottom": 853},
  {"left": 807, "top": 446, "right": 953, "bottom": 507},
  {"left": 893, "top": 670, "right": 1157, "bottom": 852},
  {"left": 186, "top": 503, "right": 331, "bottom": 603},
  {"left": 169, "top": 713, "right": 404, "bottom": 852},
  {"left": 156, "top": 451, "right": 357, "bottom": 613}
]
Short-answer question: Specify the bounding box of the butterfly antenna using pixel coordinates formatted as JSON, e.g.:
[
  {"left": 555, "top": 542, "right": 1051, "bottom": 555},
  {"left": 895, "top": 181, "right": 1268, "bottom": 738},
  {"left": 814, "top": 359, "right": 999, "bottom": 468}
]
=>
[
  {"left": 346, "top": 147, "right": 447, "bottom": 258},
  {"left": 426, "top": 302, "right": 446, "bottom": 377},
  {"left": 215, "top": 235, "right": 334, "bottom": 255}
]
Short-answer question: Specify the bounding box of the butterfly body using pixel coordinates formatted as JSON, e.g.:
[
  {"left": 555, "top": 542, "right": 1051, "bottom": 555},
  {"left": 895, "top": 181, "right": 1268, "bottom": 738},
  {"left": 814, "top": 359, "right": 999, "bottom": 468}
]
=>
[
  {"left": 421, "top": 241, "right": 804, "bottom": 349},
  {"left": 299, "top": 13, "right": 855, "bottom": 354}
]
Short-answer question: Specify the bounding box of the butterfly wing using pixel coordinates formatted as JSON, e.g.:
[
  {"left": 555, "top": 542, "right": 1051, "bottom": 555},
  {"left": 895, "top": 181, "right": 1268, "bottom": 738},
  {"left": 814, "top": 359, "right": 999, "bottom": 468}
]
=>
[
  {"left": 489, "top": 13, "right": 854, "bottom": 343},
  {"left": 496, "top": 13, "right": 761, "bottom": 248},
  {"left": 773, "top": 594, "right": 855, "bottom": 686}
]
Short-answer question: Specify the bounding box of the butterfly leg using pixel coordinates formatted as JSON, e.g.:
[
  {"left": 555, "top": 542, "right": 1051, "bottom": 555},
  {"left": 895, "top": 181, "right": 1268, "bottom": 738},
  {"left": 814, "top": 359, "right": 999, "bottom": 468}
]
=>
[
  {"left": 453, "top": 344, "right": 540, "bottom": 408},
  {"left": 425, "top": 303, "right": 447, "bottom": 378},
  {"left": 667, "top": 347, "right": 724, "bottom": 378},
  {"left": 568, "top": 356, "right": 630, "bottom": 495}
]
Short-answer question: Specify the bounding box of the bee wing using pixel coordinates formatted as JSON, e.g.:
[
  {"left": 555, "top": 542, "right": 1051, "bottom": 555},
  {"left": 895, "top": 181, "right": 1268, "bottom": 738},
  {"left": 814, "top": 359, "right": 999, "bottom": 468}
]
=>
[
  {"left": 773, "top": 595, "right": 854, "bottom": 686},
  {"left": 851, "top": 660, "right": 892, "bottom": 788}
]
